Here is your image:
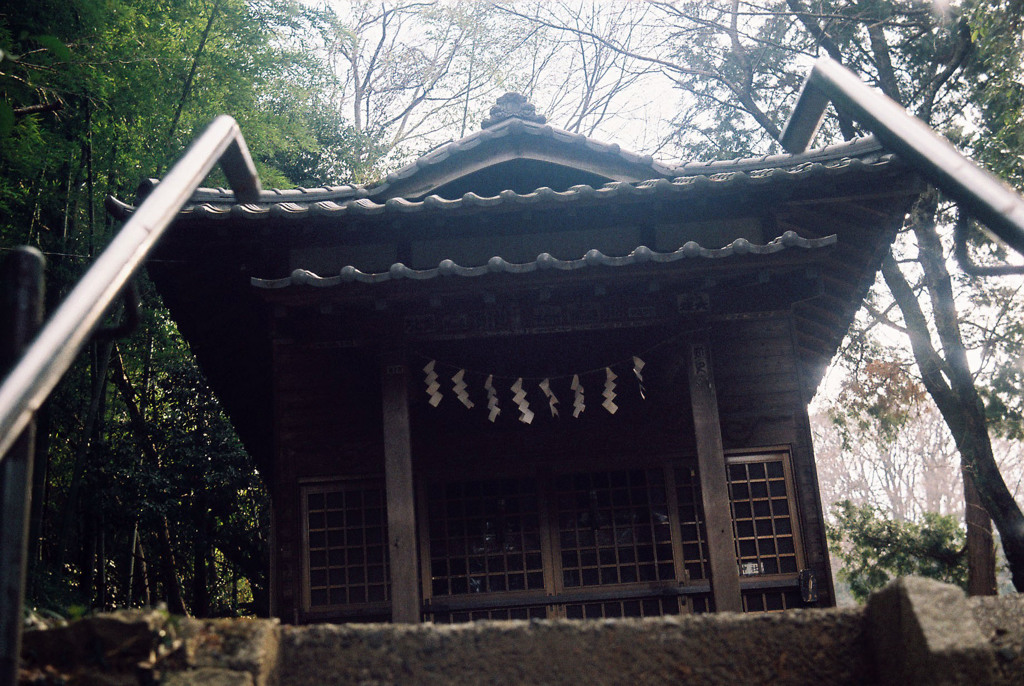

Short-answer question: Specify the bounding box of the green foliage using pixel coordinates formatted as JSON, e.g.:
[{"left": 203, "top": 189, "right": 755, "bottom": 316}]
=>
[
  {"left": 831, "top": 359, "right": 926, "bottom": 448},
  {"left": 963, "top": 0, "right": 1024, "bottom": 190},
  {"left": 0, "top": 0, "right": 346, "bottom": 617},
  {"left": 828, "top": 501, "right": 967, "bottom": 602}
]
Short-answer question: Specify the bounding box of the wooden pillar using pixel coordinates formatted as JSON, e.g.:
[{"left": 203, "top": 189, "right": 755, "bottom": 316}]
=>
[
  {"left": 688, "top": 340, "right": 743, "bottom": 613},
  {"left": 381, "top": 353, "right": 421, "bottom": 623}
]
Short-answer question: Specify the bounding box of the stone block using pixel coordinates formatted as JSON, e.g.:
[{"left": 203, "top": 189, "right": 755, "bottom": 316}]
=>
[
  {"left": 866, "top": 576, "right": 996, "bottom": 685},
  {"left": 186, "top": 618, "right": 279, "bottom": 686},
  {"left": 275, "top": 609, "right": 870, "bottom": 685},
  {"left": 162, "top": 667, "right": 254, "bottom": 686},
  {"left": 20, "top": 609, "right": 167, "bottom": 672}
]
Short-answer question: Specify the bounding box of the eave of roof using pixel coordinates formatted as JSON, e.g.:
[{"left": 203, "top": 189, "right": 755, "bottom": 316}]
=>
[
  {"left": 367, "top": 116, "right": 680, "bottom": 197},
  {"left": 104, "top": 136, "right": 896, "bottom": 223},
  {"left": 121, "top": 127, "right": 920, "bottom": 462},
  {"left": 252, "top": 231, "right": 836, "bottom": 290}
]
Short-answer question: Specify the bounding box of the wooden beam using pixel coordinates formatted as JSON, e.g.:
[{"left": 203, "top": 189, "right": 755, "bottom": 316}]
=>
[
  {"left": 381, "top": 352, "right": 421, "bottom": 623},
  {"left": 688, "top": 340, "right": 743, "bottom": 613}
]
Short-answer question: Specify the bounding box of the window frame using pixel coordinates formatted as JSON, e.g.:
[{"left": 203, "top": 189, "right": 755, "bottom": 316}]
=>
[
  {"left": 299, "top": 476, "right": 391, "bottom": 621},
  {"left": 297, "top": 447, "right": 808, "bottom": 621},
  {"left": 417, "top": 449, "right": 795, "bottom": 620}
]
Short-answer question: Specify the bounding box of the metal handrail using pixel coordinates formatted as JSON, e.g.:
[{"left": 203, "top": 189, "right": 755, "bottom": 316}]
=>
[
  {"left": 781, "top": 56, "right": 1024, "bottom": 265},
  {"left": 0, "top": 115, "right": 262, "bottom": 462}
]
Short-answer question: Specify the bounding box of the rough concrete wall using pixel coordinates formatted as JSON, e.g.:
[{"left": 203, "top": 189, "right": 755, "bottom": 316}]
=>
[
  {"left": 276, "top": 609, "right": 867, "bottom": 685},
  {"left": 17, "top": 577, "right": 1024, "bottom": 686}
]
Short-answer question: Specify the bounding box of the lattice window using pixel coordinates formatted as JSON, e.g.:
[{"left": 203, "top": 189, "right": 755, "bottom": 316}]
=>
[
  {"left": 554, "top": 469, "right": 675, "bottom": 588},
  {"left": 420, "top": 453, "right": 804, "bottom": 622},
  {"left": 742, "top": 589, "right": 803, "bottom": 612},
  {"left": 303, "top": 481, "right": 389, "bottom": 609},
  {"left": 674, "top": 466, "right": 709, "bottom": 582},
  {"left": 426, "top": 477, "right": 545, "bottom": 596},
  {"left": 564, "top": 596, "right": 683, "bottom": 619},
  {"left": 430, "top": 606, "right": 548, "bottom": 623},
  {"left": 727, "top": 454, "right": 799, "bottom": 577},
  {"left": 690, "top": 594, "right": 714, "bottom": 614}
]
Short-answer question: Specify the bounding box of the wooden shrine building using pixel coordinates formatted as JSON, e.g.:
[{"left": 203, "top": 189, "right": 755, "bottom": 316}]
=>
[{"left": 109, "top": 95, "right": 921, "bottom": 623}]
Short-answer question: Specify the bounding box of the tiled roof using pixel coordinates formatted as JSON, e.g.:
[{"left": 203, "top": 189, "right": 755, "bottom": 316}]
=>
[
  {"left": 370, "top": 116, "right": 681, "bottom": 190},
  {"left": 105, "top": 136, "right": 895, "bottom": 222},
  {"left": 252, "top": 231, "right": 836, "bottom": 289}
]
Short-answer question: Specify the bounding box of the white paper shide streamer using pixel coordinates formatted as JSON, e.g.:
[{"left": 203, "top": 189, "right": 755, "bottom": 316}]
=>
[
  {"left": 484, "top": 374, "right": 500, "bottom": 422},
  {"left": 632, "top": 356, "right": 647, "bottom": 400},
  {"left": 602, "top": 367, "right": 618, "bottom": 414},
  {"left": 539, "top": 378, "right": 559, "bottom": 417},
  {"left": 452, "top": 369, "right": 474, "bottom": 409},
  {"left": 571, "top": 374, "right": 585, "bottom": 418},
  {"left": 511, "top": 377, "right": 534, "bottom": 424},
  {"left": 424, "top": 360, "right": 442, "bottom": 407},
  {"left": 423, "top": 353, "right": 652, "bottom": 422}
]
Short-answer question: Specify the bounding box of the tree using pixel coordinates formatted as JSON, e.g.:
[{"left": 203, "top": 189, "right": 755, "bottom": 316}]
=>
[
  {"left": 302, "top": 1, "right": 668, "bottom": 181},
  {"left": 1, "top": 0, "right": 345, "bottom": 615},
  {"left": 308, "top": 1, "right": 500, "bottom": 181},
  {"left": 511, "top": 0, "right": 1024, "bottom": 592},
  {"left": 828, "top": 500, "right": 967, "bottom": 601},
  {"left": 811, "top": 357, "right": 1024, "bottom": 596}
]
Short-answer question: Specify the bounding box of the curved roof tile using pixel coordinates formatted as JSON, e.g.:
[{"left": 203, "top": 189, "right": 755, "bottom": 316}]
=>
[
  {"left": 252, "top": 231, "right": 836, "bottom": 290},
  {"left": 104, "top": 148, "right": 895, "bottom": 224},
  {"left": 105, "top": 126, "right": 891, "bottom": 222}
]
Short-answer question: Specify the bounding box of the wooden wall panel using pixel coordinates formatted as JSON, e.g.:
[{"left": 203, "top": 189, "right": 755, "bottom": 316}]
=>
[
  {"left": 272, "top": 340, "right": 387, "bottom": 622},
  {"left": 273, "top": 342, "right": 385, "bottom": 481},
  {"left": 709, "top": 315, "right": 833, "bottom": 606}
]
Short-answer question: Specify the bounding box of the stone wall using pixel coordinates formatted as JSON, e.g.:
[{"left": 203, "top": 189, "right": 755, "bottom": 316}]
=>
[{"left": 18, "top": 577, "right": 1024, "bottom": 685}]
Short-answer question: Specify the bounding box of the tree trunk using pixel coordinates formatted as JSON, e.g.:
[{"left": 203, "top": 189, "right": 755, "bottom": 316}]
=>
[
  {"left": 126, "top": 521, "right": 138, "bottom": 606},
  {"left": 27, "top": 400, "right": 50, "bottom": 595},
  {"left": 57, "top": 340, "right": 113, "bottom": 570},
  {"left": 135, "top": 532, "right": 151, "bottom": 607},
  {"left": 964, "top": 466, "right": 997, "bottom": 595},
  {"left": 192, "top": 491, "right": 210, "bottom": 617},
  {"left": 81, "top": 509, "right": 96, "bottom": 605},
  {"left": 109, "top": 346, "right": 189, "bottom": 615},
  {"left": 157, "top": 518, "right": 188, "bottom": 616},
  {"left": 161, "top": 0, "right": 223, "bottom": 174},
  {"left": 96, "top": 512, "right": 107, "bottom": 610}
]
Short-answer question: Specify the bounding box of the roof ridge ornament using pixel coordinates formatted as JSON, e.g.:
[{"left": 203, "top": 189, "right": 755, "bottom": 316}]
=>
[{"left": 481, "top": 92, "right": 546, "bottom": 129}]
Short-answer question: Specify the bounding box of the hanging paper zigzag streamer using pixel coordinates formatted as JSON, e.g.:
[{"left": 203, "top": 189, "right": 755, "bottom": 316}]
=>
[
  {"left": 424, "top": 360, "right": 442, "bottom": 407},
  {"left": 539, "top": 378, "right": 559, "bottom": 417},
  {"left": 511, "top": 377, "right": 534, "bottom": 424},
  {"left": 571, "top": 374, "right": 585, "bottom": 418},
  {"left": 633, "top": 356, "right": 647, "bottom": 400},
  {"left": 602, "top": 367, "right": 618, "bottom": 414},
  {"left": 452, "top": 369, "right": 474, "bottom": 409},
  {"left": 484, "top": 374, "right": 500, "bottom": 422},
  {"left": 422, "top": 352, "right": 652, "bottom": 421}
]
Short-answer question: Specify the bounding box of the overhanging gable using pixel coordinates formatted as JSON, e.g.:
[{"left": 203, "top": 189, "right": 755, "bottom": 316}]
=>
[{"left": 369, "top": 116, "right": 680, "bottom": 201}]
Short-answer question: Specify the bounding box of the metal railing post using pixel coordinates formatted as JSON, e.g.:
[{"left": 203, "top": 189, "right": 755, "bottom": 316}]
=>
[
  {"left": 781, "top": 56, "right": 1024, "bottom": 261},
  {"left": 0, "top": 116, "right": 261, "bottom": 676},
  {"left": 0, "top": 248, "right": 45, "bottom": 686},
  {"left": 0, "top": 115, "right": 261, "bottom": 463}
]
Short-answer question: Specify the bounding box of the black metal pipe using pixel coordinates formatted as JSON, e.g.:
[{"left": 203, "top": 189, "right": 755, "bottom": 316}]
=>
[
  {"left": 0, "top": 116, "right": 261, "bottom": 462},
  {"left": 781, "top": 56, "right": 1024, "bottom": 260},
  {"left": 0, "top": 248, "right": 45, "bottom": 686}
]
